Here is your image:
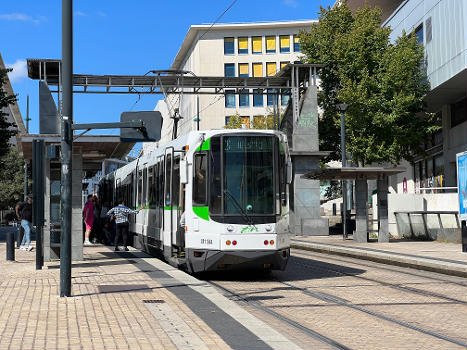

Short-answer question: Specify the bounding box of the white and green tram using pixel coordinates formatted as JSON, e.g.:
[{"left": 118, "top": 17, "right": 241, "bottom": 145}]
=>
[{"left": 99, "top": 129, "right": 292, "bottom": 273}]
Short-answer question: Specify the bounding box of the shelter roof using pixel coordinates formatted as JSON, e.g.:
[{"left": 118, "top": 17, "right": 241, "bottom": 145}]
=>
[{"left": 302, "top": 167, "right": 406, "bottom": 180}]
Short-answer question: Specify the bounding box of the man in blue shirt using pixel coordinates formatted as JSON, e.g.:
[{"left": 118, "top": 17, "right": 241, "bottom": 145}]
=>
[{"left": 106, "top": 199, "right": 140, "bottom": 251}]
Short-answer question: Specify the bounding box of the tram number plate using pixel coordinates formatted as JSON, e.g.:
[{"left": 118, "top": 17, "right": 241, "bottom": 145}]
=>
[{"left": 200, "top": 238, "right": 213, "bottom": 245}]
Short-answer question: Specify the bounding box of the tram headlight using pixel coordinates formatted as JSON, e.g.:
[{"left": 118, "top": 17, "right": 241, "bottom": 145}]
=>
[
  {"left": 270, "top": 240, "right": 275, "bottom": 245},
  {"left": 226, "top": 240, "right": 231, "bottom": 246},
  {"left": 265, "top": 225, "right": 272, "bottom": 232},
  {"left": 227, "top": 225, "right": 234, "bottom": 232}
]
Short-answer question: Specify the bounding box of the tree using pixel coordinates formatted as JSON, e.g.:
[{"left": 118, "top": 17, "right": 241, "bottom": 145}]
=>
[
  {"left": 0, "top": 67, "right": 17, "bottom": 156},
  {"left": 251, "top": 113, "right": 275, "bottom": 130},
  {"left": 300, "top": 2, "right": 435, "bottom": 166},
  {"left": 0, "top": 147, "right": 25, "bottom": 209},
  {"left": 224, "top": 113, "right": 243, "bottom": 129}
]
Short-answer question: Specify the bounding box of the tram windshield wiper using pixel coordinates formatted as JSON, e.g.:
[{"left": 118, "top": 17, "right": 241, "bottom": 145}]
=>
[{"left": 223, "top": 189, "right": 256, "bottom": 228}]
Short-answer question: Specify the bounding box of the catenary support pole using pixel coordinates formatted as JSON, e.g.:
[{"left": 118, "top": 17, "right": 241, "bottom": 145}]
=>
[
  {"left": 340, "top": 110, "right": 347, "bottom": 240},
  {"left": 60, "top": 0, "right": 73, "bottom": 297}
]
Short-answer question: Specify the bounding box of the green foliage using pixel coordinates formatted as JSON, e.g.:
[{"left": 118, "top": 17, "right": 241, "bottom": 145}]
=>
[
  {"left": 224, "top": 113, "right": 243, "bottom": 129},
  {"left": 300, "top": 1, "right": 433, "bottom": 165},
  {"left": 0, "top": 147, "right": 25, "bottom": 209},
  {"left": 0, "top": 67, "right": 17, "bottom": 155},
  {"left": 252, "top": 114, "right": 275, "bottom": 130}
]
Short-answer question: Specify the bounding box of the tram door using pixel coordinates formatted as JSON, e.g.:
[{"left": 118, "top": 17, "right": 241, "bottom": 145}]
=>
[{"left": 163, "top": 148, "right": 174, "bottom": 256}]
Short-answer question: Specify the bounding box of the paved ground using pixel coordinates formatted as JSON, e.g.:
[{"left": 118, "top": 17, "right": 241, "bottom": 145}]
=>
[{"left": 1, "top": 225, "right": 466, "bottom": 350}]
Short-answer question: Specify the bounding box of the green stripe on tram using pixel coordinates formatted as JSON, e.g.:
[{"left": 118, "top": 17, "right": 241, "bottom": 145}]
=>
[
  {"left": 193, "top": 206, "right": 209, "bottom": 221},
  {"left": 195, "top": 138, "right": 211, "bottom": 152}
]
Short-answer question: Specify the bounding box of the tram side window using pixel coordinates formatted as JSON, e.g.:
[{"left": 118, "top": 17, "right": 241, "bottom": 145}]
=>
[
  {"left": 148, "top": 166, "right": 154, "bottom": 206},
  {"left": 165, "top": 155, "right": 171, "bottom": 206},
  {"left": 138, "top": 170, "right": 143, "bottom": 206},
  {"left": 209, "top": 137, "right": 222, "bottom": 214},
  {"left": 143, "top": 167, "right": 148, "bottom": 206},
  {"left": 159, "top": 161, "right": 164, "bottom": 207},
  {"left": 193, "top": 153, "right": 207, "bottom": 205},
  {"left": 173, "top": 158, "right": 180, "bottom": 207}
]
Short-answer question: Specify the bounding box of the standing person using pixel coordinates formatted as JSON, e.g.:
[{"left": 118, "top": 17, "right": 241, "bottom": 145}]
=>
[
  {"left": 15, "top": 195, "right": 34, "bottom": 251},
  {"left": 106, "top": 199, "right": 141, "bottom": 251},
  {"left": 82, "top": 194, "right": 94, "bottom": 246}
]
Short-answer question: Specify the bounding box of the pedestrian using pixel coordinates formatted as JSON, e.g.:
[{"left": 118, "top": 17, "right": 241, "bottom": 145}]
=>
[
  {"left": 82, "top": 194, "right": 94, "bottom": 246},
  {"left": 106, "top": 198, "right": 141, "bottom": 251},
  {"left": 15, "top": 195, "right": 34, "bottom": 251}
]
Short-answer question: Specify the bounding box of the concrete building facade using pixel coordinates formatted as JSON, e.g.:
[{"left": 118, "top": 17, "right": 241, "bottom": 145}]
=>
[{"left": 146, "top": 20, "right": 315, "bottom": 150}]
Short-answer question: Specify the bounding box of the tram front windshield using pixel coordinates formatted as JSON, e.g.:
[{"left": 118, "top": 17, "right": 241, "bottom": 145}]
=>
[{"left": 209, "top": 135, "right": 276, "bottom": 218}]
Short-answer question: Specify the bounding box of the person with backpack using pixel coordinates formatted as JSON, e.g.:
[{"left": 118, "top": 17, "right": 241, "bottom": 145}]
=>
[{"left": 15, "top": 195, "right": 34, "bottom": 251}]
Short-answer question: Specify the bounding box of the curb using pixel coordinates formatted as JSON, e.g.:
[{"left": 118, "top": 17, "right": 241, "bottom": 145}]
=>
[{"left": 291, "top": 241, "right": 467, "bottom": 278}]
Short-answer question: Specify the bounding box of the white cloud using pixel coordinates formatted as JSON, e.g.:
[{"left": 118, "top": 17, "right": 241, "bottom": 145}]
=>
[
  {"left": 0, "top": 13, "right": 43, "bottom": 23},
  {"left": 283, "top": 0, "right": 298, "bottom": 8},
  {"left": 6, "top": 59, "right": 28, "bottom": 83}
]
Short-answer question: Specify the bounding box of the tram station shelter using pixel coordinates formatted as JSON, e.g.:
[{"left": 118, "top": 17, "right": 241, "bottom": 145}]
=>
[
  {"left": 303, "top": 167, "right": 405, "bottom": 242},
  {"left": 20, "top": 135, "right": 133, "bottom": 262}
]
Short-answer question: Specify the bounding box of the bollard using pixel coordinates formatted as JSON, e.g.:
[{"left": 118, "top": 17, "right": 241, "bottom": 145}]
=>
[
  {"left": 6, "top": 230, "right": 15, "bottom": 261},
  {"left": 462, "top": 220, "right": 467, "bottom": 253}
]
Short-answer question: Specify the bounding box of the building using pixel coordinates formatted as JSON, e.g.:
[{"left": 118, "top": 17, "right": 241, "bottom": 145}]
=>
[{"left": 147, "top": 20, "right": 316, "bottom": 150}]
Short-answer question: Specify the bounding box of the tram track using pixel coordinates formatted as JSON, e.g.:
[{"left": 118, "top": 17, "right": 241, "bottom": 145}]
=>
[
  {"left": 206, "top": 250, "right": 467, "bottom": 349},
  {"left": 290, "top": 251, "right": 467, "bottom": 305}
]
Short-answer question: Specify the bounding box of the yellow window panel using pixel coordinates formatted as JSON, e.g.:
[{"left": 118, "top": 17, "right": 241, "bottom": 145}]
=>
[
  {"left": 238, "top": 37, "right": 248, "bottom": 50},
  {"left": 266, "top": 62, "right": 277, "bottom": 77},
  {"left": 266, "top": 36, "right": 276, "bottom": 51},
  {"left": 294, "top": 36, "right": 300, "bottom": 43},
  {"left": 252, "top": 37, "right": 262, "bottom": 53},
  {"left": 280, "top": 36, "right": 290, "bottom": 48},
  {"left": 239, "top": 63, "right": 249, "bottom": 76},
  {"left": 241, "top": 116, "right": 250, "bottom": 129},
  {"left": 280, "top": 62, "right": 289, "bottom": 69},
  {"left": 253, "top": 63, "right": 263, "bottom": 77}
]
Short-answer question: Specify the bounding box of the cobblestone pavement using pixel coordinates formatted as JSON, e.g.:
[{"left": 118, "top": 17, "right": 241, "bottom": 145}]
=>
[
  {"left": 0, "top": 240, "right": 232, "bottom": 350},
  {"left": 206, "top": 248, "right": 467, "bottom": 350}
]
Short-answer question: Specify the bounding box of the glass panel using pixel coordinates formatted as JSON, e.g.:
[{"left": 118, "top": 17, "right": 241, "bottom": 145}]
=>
[
  {"left": 238, "top": 37, "right": 248, "bottom": 54},
  {"left": 253, "top": 89, "right": 263, "bottom": 106},
  {"left": 209, "top": 138, "right": 222, "bottom": 214},
  {"left": 280, "top": 35, "right": 290, "bottom": 53},
  {"left": 193, "top": 154, "right": 207, "bottom": 205},
  {"left": 266, "top": 36, "right": 276, "bottom": 53},
  {"left": 293, "top": 35, "right": 301, "bottom": 52},
  {"left": 241, "top": 116, "right": 250, "bottom": 129},
  {"left": 415, "top": 24, "right": 423, "bottom": 45},
  {"left": 238, "top": 63, "right": 249, "bottom": 77},
  {"left": 239, "top": 89, "right": 249, "bottom": 107},
  {"left": 252, "top": 63, "right": 262, "bottom": 77},
  {"left": 280, "top": 61, "right": 288, "bottom": 70},
  {"left": 281, "top": 89, "right": 290, "bottom": 106},
  {"left": 224, "top": 37, "right": 234, "bottom": 54},
  {"left": 223, "top": 136, "right": 274, "bottom": 215},
  {"left": 165, "top": 155, "right": 171, "bottom": 206},
  {"left": 172, "top": 158, "right": 180, "bottom": 207},
  {"left": 225, "top": 90, "right": 236, "bottom": 108},
  {"left": 224, "top": 63, "right": 235, "bottom": 77},
  {"left": 266, "top": 62, "right": 276, "bottom": 77},
  {"left": 252, "top": 36, "right": 262, "bottom": 54}
]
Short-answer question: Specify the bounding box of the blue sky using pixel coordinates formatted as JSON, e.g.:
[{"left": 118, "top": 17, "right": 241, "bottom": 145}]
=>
[{"left": 1, "top": 0, "right": 334, "bottom": 141}]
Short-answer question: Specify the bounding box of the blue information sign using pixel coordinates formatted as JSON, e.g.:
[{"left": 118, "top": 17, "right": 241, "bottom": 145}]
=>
[{"left": 457, "top": 151, "right": 467, "bottom": 221}]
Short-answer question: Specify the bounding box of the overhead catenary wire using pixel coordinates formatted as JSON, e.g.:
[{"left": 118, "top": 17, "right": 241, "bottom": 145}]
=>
[{"left": 198, "top": 0, "right": 239, "bottom": 41}]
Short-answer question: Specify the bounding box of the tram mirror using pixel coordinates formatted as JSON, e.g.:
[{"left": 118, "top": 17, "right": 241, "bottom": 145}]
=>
[
  {"left": 286, "top": 160, "right": 293, "bottom": 184},
  {"left": 120, "top": 111, "right": 163, "bottom": 142},
  {"left": 180, "top": 159, "right": 188, "bottom": 184}
]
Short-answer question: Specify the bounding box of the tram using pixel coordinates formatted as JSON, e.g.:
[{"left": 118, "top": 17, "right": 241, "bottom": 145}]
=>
[{"left": 98, "top": 129, "right": 292, "bottom": 273}]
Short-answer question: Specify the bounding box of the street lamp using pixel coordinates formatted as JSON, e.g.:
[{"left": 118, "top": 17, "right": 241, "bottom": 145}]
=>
[{"left": 337, "top": 103, "right": 349, "bottom": 240}]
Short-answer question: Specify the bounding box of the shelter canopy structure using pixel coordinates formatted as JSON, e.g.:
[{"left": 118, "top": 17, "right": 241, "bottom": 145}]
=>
[{"left": 303, "top": 167, "right": 406, "bottom": 243}]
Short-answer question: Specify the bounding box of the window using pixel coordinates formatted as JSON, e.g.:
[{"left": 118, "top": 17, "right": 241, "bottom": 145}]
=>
[
  {"left": 425, "top": 17, "right": 432, "bottom": 43},
  {"left": 280, "top": 35, "right": 290, "bottom": 53},
  {"left": 281, "top": 89, "right": 290, "bottom": 106},
  {"left": 238, "top": 63, "right": 249, "bottom": 77},
  {"left": 280, "top": 61, "right": 289, "bottom": 70},
  {"left": 224, "top": 63, "right": 235, "bottom": 77},
  {"left": 238, "top": 37, "right": 248, "bottom": 54},
  {"left": 451, "top": 98, "right": 466, "bottom": 128},
  {"left": 252, "top": 63, "right": 262, "bottom": 77},
  {"left": 266, "top": 62, "right": 277, "bottom": 77},
  {"left": 266, "top": 36, "right": 276, "bottom": 53},
  {"left": 415, "top": 24, "right": 423, "bottom": 45},
  {"left": 143, "top": 168, "right": 148, "bottom": 205},
  {"left": 239, "top": 89, "right": 249, "bottom": 107},
  {"left": 253, "top": 89, "right": 263, "bottom": 107},
  {"left": 293, "top": 35, "right": 301, "bottom": 52},
  {"left": 193, "top": 153, "right": 207, "bottom": 205},
  {"left": 164, "top": 155, "right": 171, "bottom": 206},
  {"left": 241, "top": 116, "right": 251, "bottom": 129},
  {"left": 224, "top": 37, "right": 234, "bottom": 54},
  {"left": 225, "top": 90, "right": 236, "bottom": 108},
  {"left": 267, "top": 89, "right": 276, "bottom": 106},
  {"left": 138, "top": 170, "right": 143, "bottom": 206},
  {"left": 252, "top": 36, "right": 262, "bottom": 54}
]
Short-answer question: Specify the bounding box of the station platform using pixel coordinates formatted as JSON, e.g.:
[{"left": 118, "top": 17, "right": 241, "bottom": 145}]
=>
[
  {"left": 291, "top": 234, "right": 467, "bottom": 277},
  {"left": 0, "top": 226, "right": 300, "bottom": 350},
  {"left": 1, "top": 225, "right": 466, "bottom": 350}
]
